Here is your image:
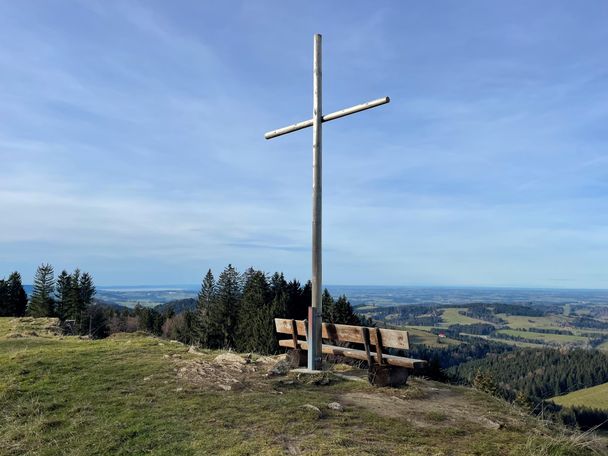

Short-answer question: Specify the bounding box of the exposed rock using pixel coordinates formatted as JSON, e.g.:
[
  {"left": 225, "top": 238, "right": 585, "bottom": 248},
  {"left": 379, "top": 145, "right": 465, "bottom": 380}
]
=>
[
  {"left": 214, "top": 353, "right": 250, "bottom": 365},
  {"left": 327, "top": 402, "right": 344, "bottom": 412},
  {"left": 188, "top": 346, "right": 205, "bottom": 355},
  {"left": 300, "top": 404, "right": 323, "bottom": 419},
  {"left": 267, "top": 359, "right": 291, "bottom": 376},
  {"left": 256, "top": 354, "right": 287, "bottom": 365},
  {"left": 478, "top": 416, "right": 502, "bottom": 430}
]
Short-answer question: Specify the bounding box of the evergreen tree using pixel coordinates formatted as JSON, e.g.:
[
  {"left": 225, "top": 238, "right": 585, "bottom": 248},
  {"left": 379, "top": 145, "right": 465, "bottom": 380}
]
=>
[
  {"left": 0, "top": 279, "right": 8, "bottom": 316},
  {"left": 236, "top": 269, "right": 273, "bottom": 353},
  {"left": 194, "top": 269, "right": 215, "bottom": 345},
  {"left": 65, "top": 269, "right": 82, "bottom": 321},
  {"left": 285, "top": 279, "right": 306, "bottom": 319},
  {"left": 55, "top": 270, "right": 72, "bottom": 320},
  {"left": 270, "top": 272, "right": 288, "bottom": 317},
  {"left": 330, "top": 295, "right": 361, "bottom": 325},
  {"left": 7, "top": 272, "right": 28, "bottom": 317},
  {"left": 206, "top": 264, "right": 241, "bottom": 348},
  {"left": 28, "top": 263, "right": 55, "bottom": 317},
  {"left": 79, "top": 272, "right": 96, "bottom": 307},
  {"left": 321, "top": 288, "right": 334, "bottom": 322}
]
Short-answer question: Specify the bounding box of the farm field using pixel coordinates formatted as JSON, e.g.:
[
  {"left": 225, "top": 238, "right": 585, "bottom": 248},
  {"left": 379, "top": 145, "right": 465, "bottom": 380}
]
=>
[
  {"left": 551, "top": 382, "right": 608, "bottom": 410},
  {"left": 440, "top": 308, "right": 489, "bottom": 326},
  {"left": 496, "top": 329, "right": 588, "bottom": 345},
  {"left": 404, "top": 327, "right": 460, "bottom": 347},
  {"left": 496, "top": 314, "right": 567, "bottom": 330}
]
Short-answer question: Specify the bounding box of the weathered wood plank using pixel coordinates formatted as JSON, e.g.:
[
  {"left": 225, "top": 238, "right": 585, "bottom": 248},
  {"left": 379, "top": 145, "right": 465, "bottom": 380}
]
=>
[
  {"left": 376, "top": 328, "right": 410, "bottom": 350},
  {"left": 361, "top": 326, "right": 373, "bottom": 366},
  {"left": 374, "top": 327, "right": 384, "bottom": 365},
  {"left": 277, "top": 339, "right": 426, "bottom": 369},
  {"left": 323, "top": 323, "right": 365, "bottom": 344},
  {"left": 275, "top": 318, "right": 307, "bottom": 336},
  {"left": 275, "top": 319, "right": 411, "bottom": 350}
]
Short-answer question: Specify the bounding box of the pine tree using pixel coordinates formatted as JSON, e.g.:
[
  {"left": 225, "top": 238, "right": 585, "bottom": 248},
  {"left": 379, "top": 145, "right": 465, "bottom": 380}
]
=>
[
  {"left": 331, "top": 295, "right": 361, "bottom": 325},
  {"left": 55, "top": 270, "right": 72, "bottom": 320},
  {"left": 321, "top": 288, "right": 334, "bottom": 322},
  {"left": 285, "top": 279, "right": 305, "bottom": 319},
  {"left": 7, "top": 272, "right": 28, "bottom": 317},
  {"left": 79, "top": 272, "right": 96, "bottom": 306},
  {"left": 0, "top": 279, "right": 8, "bottom": 316},
  {"left": 236, "top": 269, "right": 272, "bottom": 353},
  {"left": 206, "top": 264, "right": 241, "bottom": 348},
  {"left": 28, "top": 263, "right": 55, "bottom": 317},
  {"left": 194, "top": 269, "right": 215, "bottom": 345},
  {"left": 65, "top": 269, "right": 82, "bottom": 321},
  {"left": 79, "top": 272, "right": 96, "bottom": 319},
  {"left": 270, "top": 272, "right": 288, "bottom": 317}
]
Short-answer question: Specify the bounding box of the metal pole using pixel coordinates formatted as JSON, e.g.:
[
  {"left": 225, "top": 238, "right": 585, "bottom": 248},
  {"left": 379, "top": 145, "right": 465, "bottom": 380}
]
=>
[
  {"left": 263, "top": 96, "right": 390, "bottom": 140},
  {"left": 309, "top": 33, "right": 322, "bottom": 371}
]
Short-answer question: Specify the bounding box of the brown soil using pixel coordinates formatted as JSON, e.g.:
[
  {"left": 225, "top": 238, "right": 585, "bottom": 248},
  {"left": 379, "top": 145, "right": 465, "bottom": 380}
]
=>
[
  {"left": 175, "top": 352, "right": 288, "bottom": 392},
  {"left": 339, "top": 380, "right": 513, "bottom": 431}
]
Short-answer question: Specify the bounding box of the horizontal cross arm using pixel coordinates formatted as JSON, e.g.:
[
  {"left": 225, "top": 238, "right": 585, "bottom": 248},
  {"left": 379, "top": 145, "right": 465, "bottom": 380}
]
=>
[{"left": 264, "top": 96, "right": 390, "bottom": 140}]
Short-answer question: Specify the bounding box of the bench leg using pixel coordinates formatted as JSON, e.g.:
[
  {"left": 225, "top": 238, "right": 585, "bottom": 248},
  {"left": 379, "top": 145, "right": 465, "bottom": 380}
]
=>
[
  {"left": 368, "top": 365, "right": 410, "bottom": 387},
  {"left": 287, "top": 349, "right": 307, "bottom": 368}
]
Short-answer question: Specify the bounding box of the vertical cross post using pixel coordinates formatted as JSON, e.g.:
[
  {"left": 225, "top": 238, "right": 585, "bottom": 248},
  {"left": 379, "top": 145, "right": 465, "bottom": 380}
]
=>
[
  {"left": 264, "top": 34, "right": 389, "bottom": 373},
  {"left": 309, "top": 33, "right": 323, "bottom": 370}
]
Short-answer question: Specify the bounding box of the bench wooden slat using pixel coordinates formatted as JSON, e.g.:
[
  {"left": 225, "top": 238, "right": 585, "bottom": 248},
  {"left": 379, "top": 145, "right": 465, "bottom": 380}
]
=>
[
  {"left": 278, "top": 339, "right": 426, "bottom": 369},
  {"left": 274, "top": 318, "right": 410, "bottom": 350}
]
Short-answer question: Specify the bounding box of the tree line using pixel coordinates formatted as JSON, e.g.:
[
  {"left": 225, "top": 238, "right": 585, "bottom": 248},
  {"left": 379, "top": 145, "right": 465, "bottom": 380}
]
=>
[
  {"left": 0, "top": 264, "right": 98, "bottom": 335},
  {"left": 131, "top": 264, "right": 368, "bottom": 355},
  {"left": 0, "top": 272, "right": 28, "bottom": 317},
  {"left": 448, "top": 347, "right": 608, "bottom": 430}
]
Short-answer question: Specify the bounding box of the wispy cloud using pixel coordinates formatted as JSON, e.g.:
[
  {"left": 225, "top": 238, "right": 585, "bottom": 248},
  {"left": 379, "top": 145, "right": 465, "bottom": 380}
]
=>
[{"left": 0, "top": 1, "right": 607, "bottom": 287}]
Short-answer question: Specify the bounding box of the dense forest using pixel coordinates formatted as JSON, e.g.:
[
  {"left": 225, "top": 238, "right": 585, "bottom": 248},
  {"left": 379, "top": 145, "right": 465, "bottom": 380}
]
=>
[
  {"left": 448, "top": 348, "right": 608, "bottom": 430},
  {"left": 0, "top": 264, "right": 366, "bottom": 354},
  {"left": 125, "top": 265, "right": 367, "bottom": 354}
]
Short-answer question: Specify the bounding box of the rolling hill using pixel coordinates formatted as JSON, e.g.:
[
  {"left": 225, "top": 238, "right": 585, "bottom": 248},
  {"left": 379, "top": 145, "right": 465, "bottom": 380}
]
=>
[
  {"left": 0, "top": 317, "right": 605, "bottom": 455},
  {"left": 551, "top": 382, "right": 608, "bottom": 410}
]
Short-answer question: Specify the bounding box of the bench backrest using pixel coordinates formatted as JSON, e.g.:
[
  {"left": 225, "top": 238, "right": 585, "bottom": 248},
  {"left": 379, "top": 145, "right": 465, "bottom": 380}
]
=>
[{"left": 274, "top": 318, "right": 410, "bottom": 350}]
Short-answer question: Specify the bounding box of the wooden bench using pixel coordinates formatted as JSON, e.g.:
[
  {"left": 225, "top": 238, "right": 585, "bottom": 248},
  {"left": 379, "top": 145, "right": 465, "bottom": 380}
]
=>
[{"left": 274, "top": 318, "right": 427, "bottom": 386}]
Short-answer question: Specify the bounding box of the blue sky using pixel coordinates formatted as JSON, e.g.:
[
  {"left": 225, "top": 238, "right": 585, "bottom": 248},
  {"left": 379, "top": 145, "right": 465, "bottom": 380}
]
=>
[{"left": 1, "top": 1, "right": 607, "bottom": 288}]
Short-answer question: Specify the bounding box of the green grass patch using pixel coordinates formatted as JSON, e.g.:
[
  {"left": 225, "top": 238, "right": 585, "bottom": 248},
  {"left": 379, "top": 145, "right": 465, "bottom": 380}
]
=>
[
  {"left": 0, "top": 318, "right": 603, "bottom": 455},
  {"left": 551, "top": 382, "right": 608, "bottom": 410},
  {"left": 441, "top": 308, "right": 490, "bottom": 326},
  {"left": 496, "top": 329, "right": 588, "bottom": 345}
]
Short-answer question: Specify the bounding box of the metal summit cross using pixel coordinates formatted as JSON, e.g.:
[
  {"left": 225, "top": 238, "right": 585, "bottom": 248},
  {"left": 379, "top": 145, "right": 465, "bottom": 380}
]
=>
[{"left": 264, "top": 34, "right": 390, "bottom": 371}]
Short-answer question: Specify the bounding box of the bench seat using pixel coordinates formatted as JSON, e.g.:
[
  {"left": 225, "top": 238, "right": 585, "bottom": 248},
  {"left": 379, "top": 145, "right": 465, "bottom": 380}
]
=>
[{"left": 278, "top": 338, "right": 426, "bottom": 369}]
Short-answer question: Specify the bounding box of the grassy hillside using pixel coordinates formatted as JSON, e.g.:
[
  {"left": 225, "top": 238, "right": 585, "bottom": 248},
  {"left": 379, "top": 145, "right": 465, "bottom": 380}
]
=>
[
  {"left": 0, "top": 317, "right": 604, "bottom": 455},
  {"left": 552, "top": 383, "right": 608, "bottom": 410}
]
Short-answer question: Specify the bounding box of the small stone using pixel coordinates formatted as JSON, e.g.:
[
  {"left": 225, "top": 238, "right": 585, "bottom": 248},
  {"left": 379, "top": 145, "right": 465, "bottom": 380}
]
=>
[
  {"left": 214, "top": 353, "right": 249, "bottom": 365},
  {"left": 143, "top": 376, "right": 152, "bottom": 381},
  {"left": 327, "top": 402, "right": 344, "bottom": 412},
  {"left": 300, "top": 404, "right": 323, "bottom": 419},
  {"left": 218, "top": 384, "right": 232, "bottom": 391},
  {"left": 175, "top": 387, "right": 183, "bottom": 392},
  {"left": 188, "top": 346, "right": 204, "bottom": 355},
  {"left": 158, "top": 342, "right": 165, "bottom": 346},
  {"left": 268, "top": 359, "right": 291, "bottom": 376},
  {"left": 163, "top": 354, "right": 169, "bottom": 359}
]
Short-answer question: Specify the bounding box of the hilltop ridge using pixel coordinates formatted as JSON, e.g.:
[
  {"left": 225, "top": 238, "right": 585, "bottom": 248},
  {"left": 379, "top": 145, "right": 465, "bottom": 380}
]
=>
[{"left": 0, "top": 317, "right": 605, "bottom": 455}]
